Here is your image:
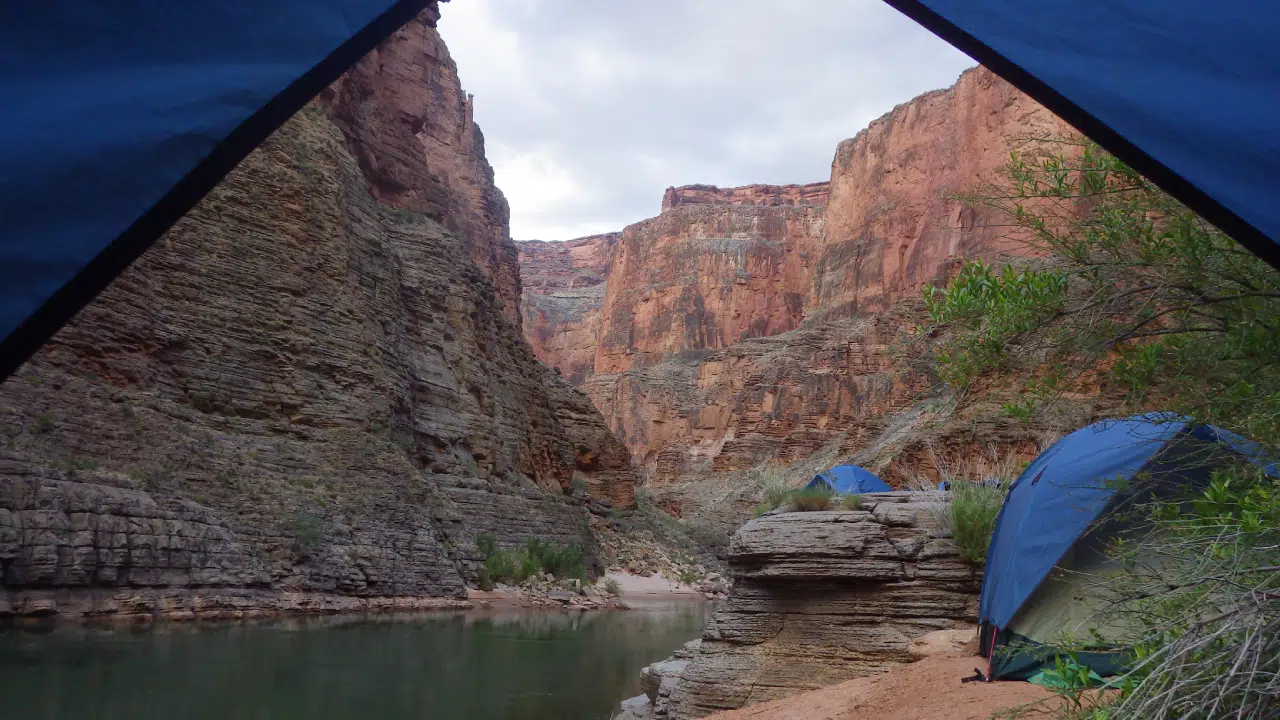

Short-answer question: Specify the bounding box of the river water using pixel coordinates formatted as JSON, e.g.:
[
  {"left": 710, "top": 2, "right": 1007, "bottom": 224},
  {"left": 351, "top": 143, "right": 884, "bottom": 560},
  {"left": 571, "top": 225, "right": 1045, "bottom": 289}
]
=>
[{"left": 0, "top": 599, "right": 711, "bottom": 720}]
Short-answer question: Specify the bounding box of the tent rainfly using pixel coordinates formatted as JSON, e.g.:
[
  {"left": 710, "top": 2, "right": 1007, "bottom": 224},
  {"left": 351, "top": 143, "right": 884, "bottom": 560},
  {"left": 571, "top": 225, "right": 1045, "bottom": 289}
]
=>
[{"left": 978, "top": 413, "right": 1278, "bottom": 680}]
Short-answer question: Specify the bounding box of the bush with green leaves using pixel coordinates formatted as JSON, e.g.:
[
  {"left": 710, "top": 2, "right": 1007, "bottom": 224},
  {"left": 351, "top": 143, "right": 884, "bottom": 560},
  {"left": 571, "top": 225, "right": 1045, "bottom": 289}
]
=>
[
  {"left": 925, "top": 136, "right": 1280, "bottom": 440},
  {"left": 474, "top": 533, "right": 586, "bottom": 590}
]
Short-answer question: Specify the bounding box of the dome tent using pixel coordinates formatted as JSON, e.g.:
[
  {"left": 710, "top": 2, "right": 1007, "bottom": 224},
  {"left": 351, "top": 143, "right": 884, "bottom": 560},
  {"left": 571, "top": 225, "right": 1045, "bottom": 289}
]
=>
[
  {"left": 978, "top": 413, "right": 1277, "bottom": 680},
  {"left": 806, "top": 465, "right": 892, "bottom": 495}
]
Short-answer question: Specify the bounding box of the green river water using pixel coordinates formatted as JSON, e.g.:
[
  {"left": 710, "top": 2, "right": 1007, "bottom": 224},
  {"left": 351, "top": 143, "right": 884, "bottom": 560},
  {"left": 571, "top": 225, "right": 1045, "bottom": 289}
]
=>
[{"left": 0, "top": 599, "right": 711, "bottom": 720}]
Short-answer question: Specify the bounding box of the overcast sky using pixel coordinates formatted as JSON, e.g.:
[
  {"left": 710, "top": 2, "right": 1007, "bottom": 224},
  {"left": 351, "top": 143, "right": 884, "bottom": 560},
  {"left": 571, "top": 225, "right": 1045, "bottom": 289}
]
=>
[{"left": 439, "top": 1, "right": 975, "bottom": 241}]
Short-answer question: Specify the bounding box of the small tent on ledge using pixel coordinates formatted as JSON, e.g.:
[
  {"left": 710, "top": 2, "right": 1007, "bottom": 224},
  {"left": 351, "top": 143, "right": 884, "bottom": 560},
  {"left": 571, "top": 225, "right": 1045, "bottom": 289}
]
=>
[
  {"left": 978, "top": 412, "right": 1278, "bottom": 680},
  {"left": 806, "top": 465, "right": 892, "bottom": 495}
]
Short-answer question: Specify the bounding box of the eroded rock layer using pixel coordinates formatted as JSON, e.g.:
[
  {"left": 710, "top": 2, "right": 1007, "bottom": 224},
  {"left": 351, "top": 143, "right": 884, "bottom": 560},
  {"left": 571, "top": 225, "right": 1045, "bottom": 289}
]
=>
[
  {"left": 661, "top": 183, "right": 829, "bottom": 212},
  {"left": 0, "top": 7, "right": 636, "bottom": 618},
  {"left": 518, "top": 67, "right": 1070, "bottom": 482},
  {"left": 517, "top": 233, "right": 620, "bottom": 385},
  {"left": 594, "top": 205, "right": 825, "bottom": 376},
  {"left": 666, "top": 495, "right": 980, "bottom": 718}
]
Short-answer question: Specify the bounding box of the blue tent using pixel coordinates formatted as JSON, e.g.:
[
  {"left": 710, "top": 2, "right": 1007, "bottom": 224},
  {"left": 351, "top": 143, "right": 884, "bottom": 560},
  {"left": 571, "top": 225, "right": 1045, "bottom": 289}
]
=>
[
  {"left": 2, "top": 2, "right": 1279, "bottom": 381},
  {"left": 978, "top": 413, "right": 1277, "bottom": 679},
  {"left": 807, "top": 465, "right": 892, "bottom": 495}
]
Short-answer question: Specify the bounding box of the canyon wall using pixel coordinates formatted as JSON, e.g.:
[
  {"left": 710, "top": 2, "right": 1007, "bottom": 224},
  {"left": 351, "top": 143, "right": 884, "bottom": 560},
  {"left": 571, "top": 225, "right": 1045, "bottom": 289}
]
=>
[
  {"left": 661, "top": 183, "right": 829, "bottom": 212},
  {"left": 0, "top": 5, "right": 637, "bottom": 619},
  {"left": 594, "top": 205, "right": 824, "bottom": 376},
  {"left": 666, "top": 494, "right": 980, "bottom": 718},
  {"left": 518, "top": 67, "right": 1072, "bottom": 489},
  {"left": 517, "top": 233, "right": 619, "bottom": 385}
]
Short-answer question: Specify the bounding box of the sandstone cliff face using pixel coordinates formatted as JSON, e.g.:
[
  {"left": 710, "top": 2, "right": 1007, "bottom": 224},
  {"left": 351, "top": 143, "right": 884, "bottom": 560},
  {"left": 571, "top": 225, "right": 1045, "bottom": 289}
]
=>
[
  {"left": 517, "top": 233, "right": 620, "bottom": 385},
  {"left": 661, "top": 183, "right": 829, "bottom": 212},
  {"left": 813, "top": 67, "right": 1071, "bottom": 316},
  {"left": 0, "top": 7, "right": 635, "bottom": 618},
  {"left": 518, "top": 67, "right": 1069, "bottom": 487},
  {"left": 584, "top": 307, "right": 930, "bottom": 482},
  {"left": 594, "top": 205, "right": 824, "bottom": 376},
  {"left": 666, "top": 495, "right": 980, "bottom": 718}
]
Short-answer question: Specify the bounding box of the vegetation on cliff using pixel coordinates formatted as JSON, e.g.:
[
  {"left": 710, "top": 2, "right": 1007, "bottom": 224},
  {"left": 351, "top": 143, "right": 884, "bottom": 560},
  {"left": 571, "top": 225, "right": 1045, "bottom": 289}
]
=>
[
  {"left": 475, "top": 534, "right": 588, "bottom": 590},
  {"left": 928, "top": 136, "right": 1280, "bottom": 718}
]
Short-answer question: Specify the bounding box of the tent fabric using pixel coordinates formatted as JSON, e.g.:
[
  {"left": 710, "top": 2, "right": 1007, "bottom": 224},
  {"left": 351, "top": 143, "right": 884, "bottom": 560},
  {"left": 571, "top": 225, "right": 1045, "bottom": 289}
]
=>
[
  {"left": 979, "top": 413, "right": 1189, "bottom": 630},
  {"left": 807, "top": 465, "right": 892, "bottom": 495},
  {"left": 0, "top": 1, "right": 430, "bottom": 381},
  {"left": 881, "top": 0, "right": 1280, "bottom": 274},
  {"left": 978, "top": 413, "right": 1277, "bottom": 678}
]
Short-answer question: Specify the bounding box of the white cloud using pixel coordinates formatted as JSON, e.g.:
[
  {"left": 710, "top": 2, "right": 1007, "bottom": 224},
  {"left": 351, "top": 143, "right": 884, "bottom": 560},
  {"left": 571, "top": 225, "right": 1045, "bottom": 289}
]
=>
[{"left": 440, "top": 0, "right": 975, "bottom": 240}]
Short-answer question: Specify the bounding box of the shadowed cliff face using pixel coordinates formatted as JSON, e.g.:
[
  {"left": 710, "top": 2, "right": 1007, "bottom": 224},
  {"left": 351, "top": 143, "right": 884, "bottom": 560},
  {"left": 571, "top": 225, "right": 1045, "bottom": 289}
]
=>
[
  {"left": 517, "top": 67, "right": 1072, "bottom": 484},
  {"left": 323, "top": 8, "right": 523, "bottom": 326},
  {"left": 0, "top": 5, "right": 636, "bottom": 618}
]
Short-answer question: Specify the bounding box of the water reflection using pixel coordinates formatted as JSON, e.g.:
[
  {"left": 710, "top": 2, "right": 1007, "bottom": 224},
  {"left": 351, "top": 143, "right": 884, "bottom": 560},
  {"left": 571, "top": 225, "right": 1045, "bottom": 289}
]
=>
[{"left": 0, "top": 599, "right": 711, "bottom": 720}]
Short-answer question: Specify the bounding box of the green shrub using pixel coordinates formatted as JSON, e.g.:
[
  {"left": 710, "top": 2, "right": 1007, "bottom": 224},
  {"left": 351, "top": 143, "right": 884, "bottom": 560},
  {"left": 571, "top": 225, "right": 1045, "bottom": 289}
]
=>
[
  {"left": 753, "top": 502, "right": 772, "bottom": 517},
  {"left": 841, "top": 494, "right": 864, "bottom": 510},
  {"left": 474, "top": 535, "right": 586, "bottom": 588},
  {"left": 283, "top": 511, "right": 324, "bottom": 550},
  {"left": 31, "top": 413, "right": 55, "bottom": 434},
  {"left": 788, "top": 486, "right": 833, "bottom": 512},
  {"left": 947, "top": 480, "right": 1006, "bottom": 564},
  {"left": 603, "top": 577, "right": 621, "bottom": 595},
  {"left": 54, "top": 457, "right": 98, "bottom": 473}
]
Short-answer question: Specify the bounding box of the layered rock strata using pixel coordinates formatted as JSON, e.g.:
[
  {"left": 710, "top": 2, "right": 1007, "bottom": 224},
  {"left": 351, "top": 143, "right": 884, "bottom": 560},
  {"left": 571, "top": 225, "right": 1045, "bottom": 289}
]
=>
[
  {"left": 518, "top": 66, "right": 1071, "bottom": 484},
  {"left": 664, "top": 494, "right": 981, "bottom": 718},
  {"left": 661, "top": 183, "right": 829, "bottom": 212},
  {"left": 0, "top": 6, "right": 636, "bottom": 619},
  {"left": 516, "top": 233, "right": 620, "bottom": 385},
  {"left": 593, "top": 204, "right": 825, "bottom": 376}
]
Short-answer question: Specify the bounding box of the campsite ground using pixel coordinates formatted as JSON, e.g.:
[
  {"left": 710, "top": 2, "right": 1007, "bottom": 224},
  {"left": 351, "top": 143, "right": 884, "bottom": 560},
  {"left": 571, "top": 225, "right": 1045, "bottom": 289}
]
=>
[{"left": 702, "top": 656, "right": 1058, "bottom": 720}]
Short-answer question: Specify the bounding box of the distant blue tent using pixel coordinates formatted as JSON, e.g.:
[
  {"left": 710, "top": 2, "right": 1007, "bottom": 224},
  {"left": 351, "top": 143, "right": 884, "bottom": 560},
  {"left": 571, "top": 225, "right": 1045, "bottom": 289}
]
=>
[
  {"left": 978, "top": 413, "right": 1277, "bottom": 679},
  {"left": 807, "top": 465, "right": 892, "bottom": 495}
]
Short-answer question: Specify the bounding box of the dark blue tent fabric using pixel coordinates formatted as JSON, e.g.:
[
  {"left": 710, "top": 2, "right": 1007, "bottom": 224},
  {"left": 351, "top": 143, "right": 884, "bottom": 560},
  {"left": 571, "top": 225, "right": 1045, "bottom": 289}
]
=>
[
  {"left": 0, "top": 1, "right": 428, "bottom": 381},
  {"left": 979, "top": 413, "right": 1277, "bottom": 631},
  {"left": 882, "top": 1, "right": 1280, "bottom": 272},
  {"left": 808, "top": 465, "right": 892, "bottom": 494}
]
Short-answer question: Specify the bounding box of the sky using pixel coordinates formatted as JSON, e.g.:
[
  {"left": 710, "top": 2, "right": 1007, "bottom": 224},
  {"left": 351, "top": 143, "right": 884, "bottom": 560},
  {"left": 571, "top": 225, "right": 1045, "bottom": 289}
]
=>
[{"left": 438, "top": 0, "right": 975, "bottom": 241}]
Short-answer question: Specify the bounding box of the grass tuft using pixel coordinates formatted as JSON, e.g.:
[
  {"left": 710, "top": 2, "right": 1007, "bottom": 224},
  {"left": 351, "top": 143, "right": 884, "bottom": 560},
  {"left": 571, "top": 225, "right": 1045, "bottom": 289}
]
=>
[{"left": 947, "top": 480, "right": 1006, "bottom": 564}]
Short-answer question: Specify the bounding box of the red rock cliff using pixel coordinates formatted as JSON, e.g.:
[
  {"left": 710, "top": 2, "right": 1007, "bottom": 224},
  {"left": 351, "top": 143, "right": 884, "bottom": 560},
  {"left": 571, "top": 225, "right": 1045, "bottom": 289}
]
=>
[
  {"left": 661, "top": 183, "right": 830, "bottom": 212},
  {"left": 813, "top": 67, "right": 1069, "bottom": 316},
  {"left": 0, "top": 5, "right": 636, "bottom": 619},
  {"left": 593, "top": 203, "right": 824, "bottom": 375},
  {"left": 517, "top": 233, "right": 619, "bottom": 385},
  {"left": 520, "top": 67, "right": 1069, "bottom": 483}
]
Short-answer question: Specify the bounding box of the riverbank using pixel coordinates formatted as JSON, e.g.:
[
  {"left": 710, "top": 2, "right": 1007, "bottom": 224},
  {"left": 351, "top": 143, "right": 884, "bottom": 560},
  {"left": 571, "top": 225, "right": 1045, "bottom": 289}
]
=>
[
  {"left": 467, "top": 569, "right": 726, "bottom": 612},
  {"left": 2, "top": 567, "right": 722, "bottom": 622},
  {"left": 1, "top": 587, "right": 472, "bottom": 622}
]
